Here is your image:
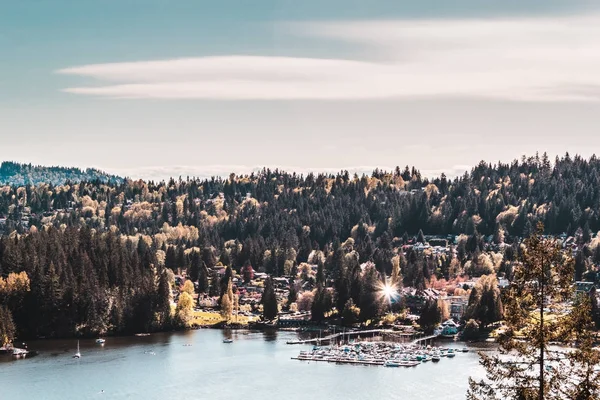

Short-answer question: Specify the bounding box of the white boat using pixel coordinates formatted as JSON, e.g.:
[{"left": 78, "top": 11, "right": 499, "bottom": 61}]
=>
[
  {"left": 399, "top": 360, "right": 420, "bottom": 367},
  {"left": 223, "top": 338, "right": 233, "bottom": 343},
  {"left": 432, "top": 353, "right": 441, "bottom": 362},
  {"left": 12, "top": 348, "right": 29, "bottom": 359},
  {"left": 96, "top": 338, "right": 105, "bottom": 344},
  {"left": 73, "top": 341, "right": 81, "bottom": 358},
  {"left": 384, "top": 360, "right": 401, "bottom": 367}
]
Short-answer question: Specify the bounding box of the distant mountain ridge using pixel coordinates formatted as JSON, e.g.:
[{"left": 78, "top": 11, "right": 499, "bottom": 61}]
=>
[{"left": 0, "top": 161, "right": 124, "bottom": 186}]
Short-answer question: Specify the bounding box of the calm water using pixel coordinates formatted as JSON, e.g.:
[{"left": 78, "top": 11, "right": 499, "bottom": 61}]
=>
[{"left": 0, "top": 329, "right": 486, "bottom": 399}]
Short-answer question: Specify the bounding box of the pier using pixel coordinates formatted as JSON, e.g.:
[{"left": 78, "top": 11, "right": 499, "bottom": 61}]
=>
[
  {"left": 286, "top": 329, "right": 394, "bottom": 345},
  {"left": 411, "top": 334, "right": 439, "bottom": 345}
]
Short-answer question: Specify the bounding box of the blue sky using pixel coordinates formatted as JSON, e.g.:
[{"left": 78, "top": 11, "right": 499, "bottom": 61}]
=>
[{"left": 2, "top": 0, "right": 600, "bottom": 180}]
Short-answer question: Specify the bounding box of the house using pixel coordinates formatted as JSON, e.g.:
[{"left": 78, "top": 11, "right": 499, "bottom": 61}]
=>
[
  {"left": 401, "top": 288, "right": 427, "bottom": 312},
  {"left": 423, "top": 288, "right": 440, "bottom": 301},
  {"left": 574, "top": 281, "right": 595, "bottom": 295},
  {"left": 441, "top": 319, "right": 459, "bottom": 328},
  {"left": 497, "top": 278, "right": 510, "bottom": 289}
]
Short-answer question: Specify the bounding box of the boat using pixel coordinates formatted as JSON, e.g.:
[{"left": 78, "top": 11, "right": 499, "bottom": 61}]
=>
[
  {"left": 223, "top": 338, "right": 233, "bottom": 343},
  {"left": 447, "top": 350, "right": 456, "bottom": 358},
  {"left": 384, "top": 360, "right": 401, "bottom": 367},
  {"left": 399, "top": 360, "right": 420, "bottom": 367},
  {"left": 432, "top": 354, "right": 441, "bottom": 362},
  {"left": 12, "top": 348, "right": 29, "bottom": 359},
  {"left": 96, "top": 338, "right": 105, "bottom": 344},
  {"left": 73, "top": 341, "right": 81, "bottom": 358}
]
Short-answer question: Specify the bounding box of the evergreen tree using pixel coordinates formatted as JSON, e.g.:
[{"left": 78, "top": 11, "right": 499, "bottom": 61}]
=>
[
  {"left": 261, "top": 277, "right": 278, "bottom": 321},
  {"left": 156, "top": 270, "right": 172, "bottom": 329},
  {"left": 0, "top": 305, "right": 16, "bottom": 346},
  {"left": 468, "top": 224, "right": 578, "bottom": 400},
  {"left": 287, "top": 277, "right": 297, "bottom": 309},
  {"left": 188, "top": 250, "right": 201, "bottom": 282},
  {"left": 418, "top": 300, "right": 441, "bottom": 334},
  {"left": 359, "top": 264, "right": 382, "bottom": 322}
]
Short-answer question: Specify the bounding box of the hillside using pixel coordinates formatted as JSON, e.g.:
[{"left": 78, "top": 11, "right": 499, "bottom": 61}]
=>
[
  {"left": 0, "top": 161, "right": 123, "bottom": 186},
  {"left": 1, "top": 152, "right": 600, "bottom": 340}
]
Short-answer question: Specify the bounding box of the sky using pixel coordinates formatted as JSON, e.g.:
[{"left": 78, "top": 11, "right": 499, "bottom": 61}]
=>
[{"left": 3, "top": 0, "right": 600, "bottom": 180}]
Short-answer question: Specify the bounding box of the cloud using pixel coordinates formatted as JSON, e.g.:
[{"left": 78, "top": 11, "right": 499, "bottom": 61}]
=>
[
  {"left": 103, "top": 164, "right": 471, "bottom": 182},
  {"left": 57, "top": 14, "right": 600, "bottom": 102}
]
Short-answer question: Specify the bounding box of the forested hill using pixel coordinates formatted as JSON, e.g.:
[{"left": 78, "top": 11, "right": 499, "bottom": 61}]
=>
[
  {"left": 0, "top": 161, "right": 123, "bottom": 186},
  {"left": 1, "top": 152, "right": 600, "bottom": 340},
  {"left": 1, "top": 152, "right": 600, "bottom": 239}
]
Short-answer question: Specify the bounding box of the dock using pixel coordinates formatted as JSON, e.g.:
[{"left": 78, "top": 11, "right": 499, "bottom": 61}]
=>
[
  {"left": 291, "top": 356, "right": 384, "bottom": 366},
  {"left": 286, "top": 329, "right": 394, "bottom": 345},
  {"left": 291, "top": 340, "right": 465, "bottom": 368},
  {"left": 411, "top": 334, "right": 439, "bottom": 345}
]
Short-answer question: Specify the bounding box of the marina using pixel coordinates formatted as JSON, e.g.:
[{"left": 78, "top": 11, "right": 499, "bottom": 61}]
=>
[
  {"left": 0, "top": 329, "right": 486, "bottom": 400},
  {"left": 292, "top": 340, "right": 469, "bottom": 368}
]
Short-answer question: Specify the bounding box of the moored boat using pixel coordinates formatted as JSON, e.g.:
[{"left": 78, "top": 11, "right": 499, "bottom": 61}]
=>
[
  {"left": 73, "top": 341, "right": 81, "bottom": 358},
  {"left": 12, "top": 348, "right": 29, "bottom": 359}
]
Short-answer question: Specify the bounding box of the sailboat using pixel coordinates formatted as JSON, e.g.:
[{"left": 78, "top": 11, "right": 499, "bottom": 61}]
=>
[{"left": 73, "top": 341, "right": 81, "bottom": 358}]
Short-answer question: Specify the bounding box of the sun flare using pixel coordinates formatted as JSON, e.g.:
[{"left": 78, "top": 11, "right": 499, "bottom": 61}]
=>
[{"left": 378, "top": 281, "right": 399, "bottom": 302}]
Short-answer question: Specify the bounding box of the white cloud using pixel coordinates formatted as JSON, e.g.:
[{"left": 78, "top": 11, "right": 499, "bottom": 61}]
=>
[{"left": 57, "top": 15, "right": 600, "bottom": 102}]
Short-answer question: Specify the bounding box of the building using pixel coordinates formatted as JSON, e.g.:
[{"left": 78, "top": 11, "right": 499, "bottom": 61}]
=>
[{"left": 447, "top": 296, "right": 468, "bottom": 320}]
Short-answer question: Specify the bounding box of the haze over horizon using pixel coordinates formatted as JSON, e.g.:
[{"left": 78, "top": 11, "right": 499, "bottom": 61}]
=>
[{"left": 4, "top": 0, "right": 600, "bottom": 181}]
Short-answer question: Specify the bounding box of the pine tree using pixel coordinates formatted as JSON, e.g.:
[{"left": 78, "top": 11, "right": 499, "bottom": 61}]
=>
[
  {"left": 287, "top": 277, "right": 297, "bottom": 309},
  {"left": 188, "top": 250, "right": 201, "bottom": 282},
  {"left": 261, "top": 277, "right": 278, "bottom": 321},
  {"left": 468, "top": 223, "right": 577, "bottom": 400},
  {"left": 560, "top": 295, "right": 600, "bottom": 399},
  {"left": 197, "top": 261, "right": 209, "bottom": 294},
  {"left": 156, "top": 270, "right": 172, "bottom": 329},
  {"left": 418, "top": 300, "right": 441, "bottom": 334},
  {"left": 0, "top": 305, "right": 16, "bottom": 346}
]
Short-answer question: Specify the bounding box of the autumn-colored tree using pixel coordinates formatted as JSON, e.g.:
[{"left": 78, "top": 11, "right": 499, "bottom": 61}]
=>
[
  {"left": 241, "top": 262, "right": 254, "bottom": 283},
  {"left": 175, "top": 292, "right": 194, "bottom": 327},
  {"left": 468, "top": 224, "right": 576, "bottom": 400},
  {"left": 181, "top": 279, "right": 195, "bottom": 296},
  {"left": 296, "top": 290, "right": 314, "bottom": 312},
  {"left": 220, "top": 278, "right": 233, "bottom": 321},
  {"left": 465, "top": 274, "right": 503, "bottom": 329},
  {"left": 391, "top": 255, "right": 402, "bottom": 287},
  {"left": 0, "top": 271, "right": 31, "bottom": 295},
  {"left": 438, "top": 298, "right": 450, "bottom": 322}
]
